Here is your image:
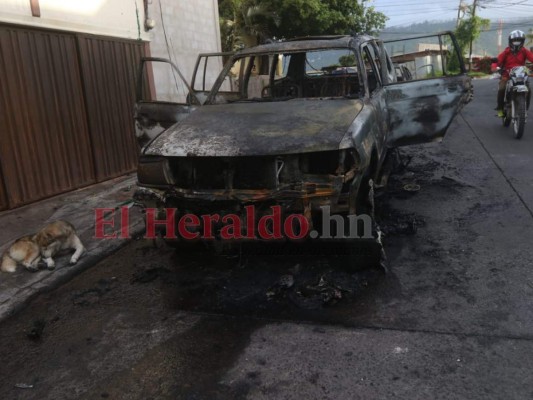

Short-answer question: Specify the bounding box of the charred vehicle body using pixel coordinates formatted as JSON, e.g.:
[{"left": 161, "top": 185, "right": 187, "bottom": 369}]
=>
[{"left": 134, "top": 32, "right": 472, "bottom": 263}]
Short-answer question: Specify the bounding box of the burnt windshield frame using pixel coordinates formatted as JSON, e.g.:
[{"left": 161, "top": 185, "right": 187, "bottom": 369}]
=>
[
  {"left": 206, "top": 46, "right": 363, "bottom": 104},
  {"left": 383, "top": 31, "right": 467, "bottom": 84}
]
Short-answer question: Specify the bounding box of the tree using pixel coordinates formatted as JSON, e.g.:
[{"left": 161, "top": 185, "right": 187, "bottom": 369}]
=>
[
  {"left": 454, "top": 6, "right": 490, "bottom": 53},
  {"left": 451, "top": 4, "right": 490, "bottom": 70},
  {"left": 219, "top": 0, "right": 280, "bottom": 51},
  {"left": 219, "top": 0, "right": 388, "bottom": 51},
  {"left": 527, "top": 28, "right": 533, "bottom": 46},
  {"left": 265, "top": 0, "right": 387, "bottom": 38},
  {"left": 339, "top": 54, "right": 356, "bottom": 67}
]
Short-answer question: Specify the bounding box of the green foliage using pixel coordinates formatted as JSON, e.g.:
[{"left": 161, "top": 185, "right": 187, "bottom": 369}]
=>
[
  {"left": 454, "top": 6, "right": 490, "bottom": 56},
  {"left": 219, "top": 0, "right": 281, "bottom": 51},
  {"left": 476, "top": 56, "right": 493, "bottom": 74},
  {"left": 527, "top": 28, "right": 533, "bottom": 45},
  {"left": 425, "top": 70, "right": 444, "bottom": 79},
  {"left": 218, "top": 0, "right": 388, "bottom": 51},
  {"left": 447, "top": 53, "right": 461, "bottom": 74},
  {"left": 260, "top": 0, "right": 387, "bottom": 38},
  {"left": 467, "top": 71, "right": 489, "bottom": 77},
  {"left": 338, "top": 54, "right": 356, "bottom": 67}
]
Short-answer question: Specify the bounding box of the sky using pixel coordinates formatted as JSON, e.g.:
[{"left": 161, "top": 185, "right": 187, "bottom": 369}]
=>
[{"left": 370, "top": 0, "right": 533, "bottom": 27}]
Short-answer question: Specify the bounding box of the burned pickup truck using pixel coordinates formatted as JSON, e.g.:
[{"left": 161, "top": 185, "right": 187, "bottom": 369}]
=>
[{"left": 134, "top": 32, "right": 471, "bottom": 258}]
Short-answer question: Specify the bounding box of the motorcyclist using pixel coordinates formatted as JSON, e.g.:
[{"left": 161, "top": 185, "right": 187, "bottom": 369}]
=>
[{"left": 496, "top": 30, "right": 533, "bottom": 117}]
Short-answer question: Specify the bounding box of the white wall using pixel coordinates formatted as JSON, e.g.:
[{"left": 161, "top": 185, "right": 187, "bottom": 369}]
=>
[
  {"left": 147, "top": 0, "right": 222, "bottom": 102},
  {"left": 0, "top": 0, "right": 150, "bottom": 40},
  {"left": 413, "top": 55, "right": 443, "bottom": 79}
]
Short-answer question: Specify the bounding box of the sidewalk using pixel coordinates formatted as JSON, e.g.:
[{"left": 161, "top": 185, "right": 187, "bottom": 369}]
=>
[{"left": 0, "top": 174, "right": 145, "bottom": 322}]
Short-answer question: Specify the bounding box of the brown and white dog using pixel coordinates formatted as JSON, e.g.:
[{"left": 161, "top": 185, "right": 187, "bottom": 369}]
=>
[{"left": 1, "top": 221, "right": 85, "bottom": 273}]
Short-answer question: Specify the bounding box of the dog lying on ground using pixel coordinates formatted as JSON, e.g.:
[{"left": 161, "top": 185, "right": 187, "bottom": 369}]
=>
[{"left": 1, "top": 221, "right": 85, "bottom": 273}]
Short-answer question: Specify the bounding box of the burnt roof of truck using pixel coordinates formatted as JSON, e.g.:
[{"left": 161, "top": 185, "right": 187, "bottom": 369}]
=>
[{"left": 236, "top": 34, "right": 374, "bottom": 56}]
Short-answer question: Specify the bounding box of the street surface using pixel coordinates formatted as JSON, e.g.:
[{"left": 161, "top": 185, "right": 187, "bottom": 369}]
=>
[{"left": 1, "top": 79, "right": 533, "bottom": 399}]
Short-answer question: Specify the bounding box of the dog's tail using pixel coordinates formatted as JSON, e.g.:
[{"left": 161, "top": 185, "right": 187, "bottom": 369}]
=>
[{"left": 1, "top": 252, "right": 17, "bottom": 273}]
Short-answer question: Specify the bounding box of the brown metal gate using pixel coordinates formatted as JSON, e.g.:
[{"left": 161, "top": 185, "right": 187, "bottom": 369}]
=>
[
  {"left": 0, "top": 24, "right": 147, "bottom": 209},
  {"left": 77, "top": 35, "right": 144, "bottom": 182},
  {"left": 0, "top": 165, "right": 8, "bottom": 211},
  {"left": 0, "top": 26, "right": 95, "bottom": 208}
]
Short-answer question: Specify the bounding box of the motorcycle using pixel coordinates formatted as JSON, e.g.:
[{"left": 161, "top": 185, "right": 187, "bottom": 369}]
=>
[{"left": 501, "top": 65, "right": 530, "bottom": 139}]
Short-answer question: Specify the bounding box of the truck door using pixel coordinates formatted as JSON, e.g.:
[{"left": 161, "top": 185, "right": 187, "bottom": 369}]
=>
[
  {"left": 135, "top": 54, "right": 232, "bottom": 149},
  {"left": 134, "top": 57, "right": 196, "bottom": 149},
  {"left": 382, "top": 32, "right": 472, "bottom": 147},
  {"left": 191, "top": 52, "right": 234, "bottom": 104}
]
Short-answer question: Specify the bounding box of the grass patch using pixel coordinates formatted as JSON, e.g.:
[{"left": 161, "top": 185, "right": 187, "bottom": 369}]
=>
[{"left": 467, "top": 72, "right": 490, "bottom": 78}]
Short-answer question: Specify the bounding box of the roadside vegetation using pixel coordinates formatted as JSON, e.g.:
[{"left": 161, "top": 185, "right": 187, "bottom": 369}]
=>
[
  {"left": 218, "top": 0, "right": 388, "bottom": 51},
  {"left": 468, "top": 71, "right": 490, "bottom": 78}
]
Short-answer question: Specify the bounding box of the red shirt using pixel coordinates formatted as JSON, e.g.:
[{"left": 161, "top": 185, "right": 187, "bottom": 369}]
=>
[{"left": 497, "top": 47, "right": 533, "bottom": 78}]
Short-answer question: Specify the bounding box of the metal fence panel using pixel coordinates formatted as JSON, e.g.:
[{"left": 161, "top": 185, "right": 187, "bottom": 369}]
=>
[
  {"left": 77, "top": 35, "right": 144, "bottom": 182},
  {"left": 0, "top": 25, "right": 96, "bottom": 208}
]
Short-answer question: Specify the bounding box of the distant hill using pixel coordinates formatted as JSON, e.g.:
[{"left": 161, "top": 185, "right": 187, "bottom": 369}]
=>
[{"left": 379, "top": 18, "right": 533, "bottom": 57}]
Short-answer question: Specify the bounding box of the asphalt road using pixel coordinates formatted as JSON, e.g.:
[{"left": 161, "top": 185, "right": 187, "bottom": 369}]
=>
[{"left": 1, "top": 79, "right": 533, "bottom": 400}]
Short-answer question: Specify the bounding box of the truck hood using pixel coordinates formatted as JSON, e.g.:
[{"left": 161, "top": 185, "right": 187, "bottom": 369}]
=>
[{"left": 143, "top": 99, "right": 363, "bottom": 157}]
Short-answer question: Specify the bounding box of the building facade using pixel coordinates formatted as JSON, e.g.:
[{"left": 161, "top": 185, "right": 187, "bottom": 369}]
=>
[{"left": 0, "top": 0, "right": 221, "bottom": 210}]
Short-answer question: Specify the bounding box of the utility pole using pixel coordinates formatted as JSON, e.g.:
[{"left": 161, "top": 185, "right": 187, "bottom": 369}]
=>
[
  {"left": 497, "top": 19, "right": 503, "bottom": 54},
  {"left": 468, "top": 0, "right": 478, "bottom": 71},
  {"left": 456, "top": 1, "right": 467, "bottom": 28},
  {"left": 456, "top": 0, "right": 462, "bottom": 27}
]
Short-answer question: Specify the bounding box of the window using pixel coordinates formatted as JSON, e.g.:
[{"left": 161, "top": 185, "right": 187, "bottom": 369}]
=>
[
  {"left": 210, "top": 48, "right": 362, "bottom": 103},
  {"left": 305, "top": 49, "right": 358, "bottom": 76},
  {"left": 362, "top": 44, "right": 382, "bottom": 94},
  {"left": 192, "top": 54, "right": 229, "bottom": 93},
  {"left": 383, "top": 32, "right": 464, "bottom": 82}
]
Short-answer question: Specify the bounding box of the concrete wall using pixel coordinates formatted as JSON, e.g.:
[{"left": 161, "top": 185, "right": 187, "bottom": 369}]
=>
[
  {"left": 415, "top": 55, "right": 443, "bottom": 78},
  {"left": 147, "top": 0, "right": 222, "bottom": 102},
  {"left": 0, "top": 0, "right": 150, "bottom": 40}
]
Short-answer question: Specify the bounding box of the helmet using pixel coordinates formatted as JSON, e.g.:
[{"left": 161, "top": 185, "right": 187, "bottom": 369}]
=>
[{"left": 509, "top": 30, "right": 525, "bottom": 53}]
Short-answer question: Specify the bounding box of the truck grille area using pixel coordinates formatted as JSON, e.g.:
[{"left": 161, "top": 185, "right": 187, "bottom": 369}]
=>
[{"left": 168, "top": 156, "right": 279, "bottom": 190}]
